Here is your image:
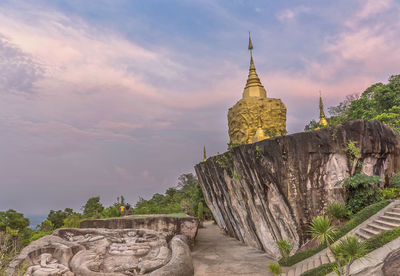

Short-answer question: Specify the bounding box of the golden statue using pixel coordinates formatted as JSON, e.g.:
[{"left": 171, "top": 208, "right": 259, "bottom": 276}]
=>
[
  {"left": 318, "top": 91, "right": 328, "bottom": 127},
  {"left": 228, "top": 33, "right": 287, "bottom": 144},
  {"left": 203, "top": 146, "right": 207, "bottom": 162},
  {"left": 252, "top": 114, "right": 268, "bottom": 143}
]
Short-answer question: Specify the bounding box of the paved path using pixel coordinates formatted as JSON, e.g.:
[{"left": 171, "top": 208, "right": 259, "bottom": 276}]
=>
[{"left": 192, "top": 221, "right": 275, "bottom": 276}]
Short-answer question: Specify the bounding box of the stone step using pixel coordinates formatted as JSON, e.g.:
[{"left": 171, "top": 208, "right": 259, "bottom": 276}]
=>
[
  {"left": 375, "top": 219, "right": 400, "bottom": 228},
  {"left": 380, "top": 215, "right": 400, "bottom": 224},
  {"left": 392, "top": 207, "right": 400, "bottom": 213},
  {"left": 367, "top": 222, "right": 393, "bottom": 232},
  {"left": 355, "top": 231, "right": 371, "bottom": 240},
  {"left": 301, "top": 263, "right": 307, "bottom": 274},
  {"left": 307, "top": 259, "right": 314, "bottom": 270},
  {"left": 287, "top": 269, "right": 295, "bottom": 276},
  {"left": 295, "top": 264, "right": 302, "bottom": 276},
  {"left": 360, "top": 227, "right": 381, "bottom": 236},
  {"left": 314, "top": 256, "right": 321, "bottom": 268},
  {"left": 321, "top": 254, "right": 330, "bottom": 265},
  {"left": 385, "top": 211, "right": 400, "bottom": 218},
  {"left": 327, "top": 252, "right": 335, "bottom": 263}
]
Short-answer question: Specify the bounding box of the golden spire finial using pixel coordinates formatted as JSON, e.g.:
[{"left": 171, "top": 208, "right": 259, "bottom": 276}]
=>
[
  {"left": 318, "top": 91, "right": 328, "bottom": 127},
  {"left": 243, "top": 33, "right": 267, "bottom": 99},
  {"left": 203, "top": 146, "right": 207, "bottom": 162}
]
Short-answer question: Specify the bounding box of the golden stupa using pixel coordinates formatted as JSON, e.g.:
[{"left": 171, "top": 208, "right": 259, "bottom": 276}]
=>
[
  {"left": 228, "top": 34, "right": 287, "bottom": 144},
  {"left": 318, "top": 92, "right": 328, "bottom": 127}
]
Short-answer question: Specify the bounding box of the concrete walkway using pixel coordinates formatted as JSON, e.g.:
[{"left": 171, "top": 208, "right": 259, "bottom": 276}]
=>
[{"left": 192, "top": 221, "right": 275, "bottom": 276}]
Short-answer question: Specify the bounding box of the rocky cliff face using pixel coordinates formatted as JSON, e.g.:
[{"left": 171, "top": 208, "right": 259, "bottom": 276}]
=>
[{"left": 195, "top": 120, "right": 400, "bottom": 258}]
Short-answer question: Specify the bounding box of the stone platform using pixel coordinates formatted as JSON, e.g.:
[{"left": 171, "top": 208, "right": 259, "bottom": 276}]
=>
[
  {"left": 8, "top": 228, "right": 194, "bottom": 276},
  {"left": 80, "top": 216, "right": 200, "bottom": 248}
]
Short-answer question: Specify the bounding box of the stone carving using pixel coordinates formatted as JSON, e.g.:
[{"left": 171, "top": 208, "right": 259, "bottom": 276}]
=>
[
  {"left": 228, "top": 97, "right": 287, "bottom": 144},
  {"left": 227, "top": 36, "right": 287, "bottom": 144},
  {"left": 195, "top": 120, "right": 400, "bottom": 258},
  {"left": 80, "top": 216, "right": 199, "bottom": 248},
  {"left": 8, "top": 228, "right": 194, "bottom": 275}
]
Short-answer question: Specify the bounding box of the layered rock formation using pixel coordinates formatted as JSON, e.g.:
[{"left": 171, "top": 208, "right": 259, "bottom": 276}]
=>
[
  {"left": 195, "top": 120, "right": 400, "bottom": 258},
  {"left": 8, "top": 228, "right": 194, "bottom": 276}
]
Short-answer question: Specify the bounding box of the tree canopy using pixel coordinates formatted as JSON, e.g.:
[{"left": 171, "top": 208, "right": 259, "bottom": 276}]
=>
[{"left": 305, "top": 74, "right": 400, "bottom": 134}]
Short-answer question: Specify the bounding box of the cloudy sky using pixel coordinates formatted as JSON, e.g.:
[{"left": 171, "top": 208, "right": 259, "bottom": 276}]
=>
[{"left": 1, "top": 0, "right": 400, "bottom": 215}]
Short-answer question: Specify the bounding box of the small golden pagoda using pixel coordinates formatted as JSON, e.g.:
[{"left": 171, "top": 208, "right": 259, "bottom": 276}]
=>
[
  {"left": 228, "top": 34, "right": 287, "bottom": 144},
  {"left": 203, "top": 146, "right": 207, "bottom": 162},
  {"left": 318, "top": 92, "right": 328, "bottom": 127}
]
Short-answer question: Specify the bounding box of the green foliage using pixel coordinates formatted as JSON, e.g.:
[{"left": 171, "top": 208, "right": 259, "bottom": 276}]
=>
[
  {"left": 382, "top": 188, "right": 400, "bottom": 199},
  {"left": 333, "top": 235, "right": 367, "bottom": 262},
  {"left": 82, "top": 197, "right": 104, "bottom": 218},
  {"left": 101, "top": 203, "right": 121, "bottom": 218},
  {"left": 339, "top": 174, "right": 384, "bottom": 214},
  {"left": 302, "top": 225, "right": 400, "bottom": 276},
  {"left": 300, "top": 263, "right": 336, "bottom": 276},
  {"left": 47, "top": 208, "right": 74, "bottom": 229},
  {"left": 333, "top": 235, "right": 368, "bottom": 275},
  {"left": 62, "top": 213, "right": 84, "bottom": 228},
  {"left": 304, "top": 120, "right": 319, "bottom": 131},
  {"left": 390, "top": 173, "right": 400, "bottom": 188},
  {"left": 268, "top": 263, "right": 282, "bottom": 276},
  {"left": 216, "top": 153, "right": 232, "bottom": 169},
  {"left": 197, "top": 202, "right": 204, "bottom": 221},
  {"left": 276, "top": 239, "right": 293, "bottom": 261},
  {"left": 327, "top": 75, "right": 400, "bottom": 134},
  {"left": 255, "top": 145, "right": 262, "bottom": 160},
  {"left": 134, "top": 173, "right": 212, "bottom": 220},
  {"left": 232, "top": 173, "right": 242, "bottom": 180},
  {"left": 0, "top": 210, "right": 29, "bottom": 232},
  {"left": 308, "top": 216, "right": 336, "bottom": 245},
  {"left": 280, "top": 200, "right": 391, "bottom": 266},
  {"left": 344, "top": 140, "right": 360, "bottom": 163},
  {"left": 327, "top": 202, "right": 349, "bottom": 220},
  {"left": 227, "top": 141, "right": 243, "bottom": 151}
]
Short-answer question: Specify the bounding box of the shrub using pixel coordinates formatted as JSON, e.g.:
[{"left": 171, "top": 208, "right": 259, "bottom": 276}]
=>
[
  {"left": 279, "top": 200, "right": 391, "bottom": 266},
  {"left": 327, "top": 202, "right": 349, "bottom": 220},
  {"left": 197, "top": 202, "right": 204, "bottom": 221},
  {"left": 390, "top": 173, "right": 400, "bottom": 188},
  {"left": 382, "top": 188, "right": 400, "bottom": 199},
  {"left": 276, "top": 239, "right": 293, "bottom": 261},
  {"left": 338, "top": 174, "right": 383, "bottom": 214},
  {"left": 268, "top": 263, "right": 281, "bottom": 276},
  {"left": 300, "top": 263, "right": 336, "bottom": 276}
]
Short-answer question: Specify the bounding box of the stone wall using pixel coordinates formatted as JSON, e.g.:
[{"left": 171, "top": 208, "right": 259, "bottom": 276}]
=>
[
  {"left": 81, "top": 216, "right": 199, "bottom": 247},
  {"left": 195, "top": 120, "right": 400, "bottom": 258}
]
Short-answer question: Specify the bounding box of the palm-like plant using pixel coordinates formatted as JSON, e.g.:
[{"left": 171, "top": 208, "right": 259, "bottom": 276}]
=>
[
  {"left": 268, "top": 263, "right": 281, "bottom": 276},
  {"left": 309, "top": 216, "right": 343, "bottom": 276},
  {"left": 276, "top": 239, "right": 293, "bottom": 261},
  {"left": 333, "top": 235, "right": 368, "bottom": 276}
]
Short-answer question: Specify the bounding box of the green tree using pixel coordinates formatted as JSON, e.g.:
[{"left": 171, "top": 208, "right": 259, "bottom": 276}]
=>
[
  {"left": 47, "top": 208, "right": 75, "bottom": 229},
  {"left": 82, "top": 197, "right": 104, "bottom": 218},
  {"left": 326, "top": 75, "right": 400, "bottom": 134},
  {"left": 0, "top": 210, "right": 29, "bottom": 231},
  {"left": 309, "top": 216, "right": 343, "bottom": 275},
  {"left": 276, "top": 239, "right": 293, "bottom": 262},
  {"left": 333, "top": 236, "right": 368, "bottom": 276}
]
